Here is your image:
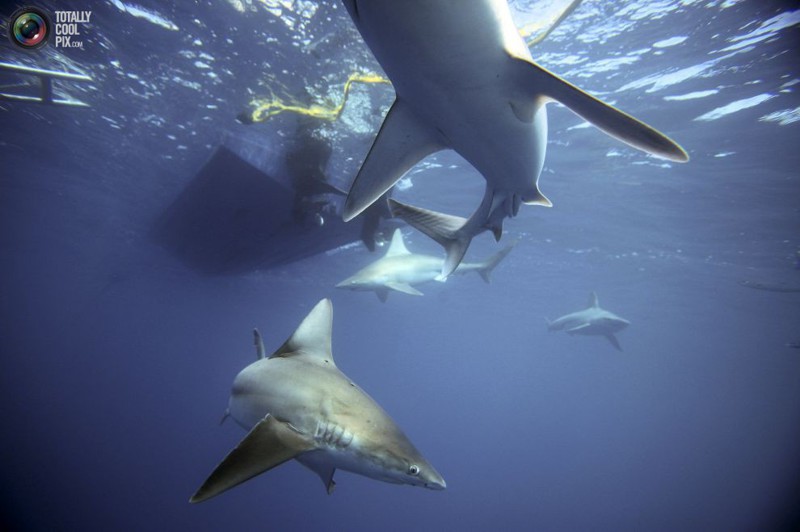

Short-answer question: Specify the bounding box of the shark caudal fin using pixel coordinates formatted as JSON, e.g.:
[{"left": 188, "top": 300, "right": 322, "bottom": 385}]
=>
[
  {"left": 388, "top": 198, "right": 471, "bottom": 279},
  {"left": 508, "top": 57, "right": 689, "bottom": 163},
  {"left": 343, "top": 98, "right": 445, "bottom": 221},
  {"left": 190, "top": 415, "right": 314, "bottom": 503},
  {"left": 477, "top": 243, "right": 515, "bottom": 284}
]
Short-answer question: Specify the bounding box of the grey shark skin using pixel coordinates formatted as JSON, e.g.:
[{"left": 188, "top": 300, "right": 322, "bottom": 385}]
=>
[
  {"left": 547, "top": 292, "right": 630, "bottom": 351},
  {"left": 341, "top": 0, "right": 688, "bottom": 277},
  {"left": 190, "top": 299, "right": 445, "bottom": 503},
  {"left": 336, "top": 229, "right": 513, "bottom": 301}
]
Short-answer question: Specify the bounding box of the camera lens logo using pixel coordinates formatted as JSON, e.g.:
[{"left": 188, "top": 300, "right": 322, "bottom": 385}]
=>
[{"left": 8, "top": 7, "right": 51, "bottom": 49}]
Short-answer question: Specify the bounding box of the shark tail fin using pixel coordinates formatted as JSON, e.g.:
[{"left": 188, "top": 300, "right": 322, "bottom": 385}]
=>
[
  {"left": 388, "top": 198, "right": 471, "bottom": 278},
  {"left": 477, "top": 242, "right": 516, "bottom": 284},
  {"left": 510, "top": 57, "right": 689, "bottom": 163},
  {"left": 253, "top": 328, "right": 266, "bottom": 360},
  {"left": 544, "top": 317, "right": 552, "bottom": 329}
]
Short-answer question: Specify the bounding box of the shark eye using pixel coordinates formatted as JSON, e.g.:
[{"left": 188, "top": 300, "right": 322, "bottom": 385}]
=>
[{"left": 408, "top": 465, "right": 420, "bottom": 476}]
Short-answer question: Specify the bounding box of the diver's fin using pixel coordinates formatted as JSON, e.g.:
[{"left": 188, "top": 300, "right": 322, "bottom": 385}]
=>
[
  {"left": 509, "top": 57, "right": 689, "bottom": 162},
  {"left": 343, "top": 98, "right": 445, "bottom": 221},
  {"left": 388, "top": 198, "right": 470, "bottom": 279},
  {"left": 190, "top": 415, "right": 314, "bottom": 503},
  {"left": 476, "top": 243, "right": 515, "bottom": 284},
  {"left": 604, "top": 333, "right": 622, "bottom": 351},
  {"left": 384, "top": 281, "right": 424, "bottom": 296},
  {"left": 253, "top": 328, "right": 266, "bottom": 360}
]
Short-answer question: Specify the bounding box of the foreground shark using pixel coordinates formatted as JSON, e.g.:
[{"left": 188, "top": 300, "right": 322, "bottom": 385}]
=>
[
  {"left": 340, "top": 0, "right": 688, "bottom": 277},
  {"left": 336, "top": 229, "right": 513, "bottom": 301},
  {"left": 190, "top": 299, "right": 445, "bottom": 502},
  {"left": 546, "top": 292, "right": 630, "bottom": 351}
]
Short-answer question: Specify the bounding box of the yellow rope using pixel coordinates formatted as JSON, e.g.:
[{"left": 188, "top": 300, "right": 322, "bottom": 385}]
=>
[
  {"left": 248, "top": 71, "right": 391, "bottom": 123},
  {"left": 245, "top": 0, "right": 582, "bottom": 124}
]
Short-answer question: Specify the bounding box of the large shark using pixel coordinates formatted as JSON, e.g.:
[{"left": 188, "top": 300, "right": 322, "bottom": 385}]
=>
[
  {"left": 190, "top": 299, "right": 445, "bottom": 502},
  {"left": 336, "top": 228, "right": 513, "bottom": 301},
  {"left": 546, "top": 292, "right": 630, "bottom": 351},
  {"left": 340, "top": 0, "right": 688, "bottom": 277}
]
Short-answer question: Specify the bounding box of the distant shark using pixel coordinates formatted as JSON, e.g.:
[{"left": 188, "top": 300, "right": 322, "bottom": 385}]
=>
[
  {"left": 546, "top": 292, "right": 630, "bottom": 351},
  {"left": 190, "top": 299, "right": 445, "bottom": 502},
  {"left": 340, "top": 0, "right": 688, "bottom": 277},
  {"left": 336, "top": 228, "right": 513, "bottom": 301}
]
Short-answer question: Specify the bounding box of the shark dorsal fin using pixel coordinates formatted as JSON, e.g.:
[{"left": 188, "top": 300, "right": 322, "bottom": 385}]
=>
[
  {"left": 588, "top": 292, "right": 599, "bottom": 308},
  {"left": 385, "top": 229, "right": 410, "bottom": 257},
  {"left": 253, "top": 329, "right": 266, "bottom": 360},
  {"left": 272, "top": 299, "right": 335, "bottom": 365}
]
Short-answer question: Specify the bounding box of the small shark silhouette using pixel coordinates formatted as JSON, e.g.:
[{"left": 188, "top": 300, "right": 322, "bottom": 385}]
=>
[
  {"left": 546, "top": 292, "right": 630, "bottom": 351},
  {"left": 340, "top": 0, "right": 688, "bottom": 277},
  {"left": 190, "top": 299, "right": 445, "bottom": 502},
  {"left": 336, "top": 229, "right": 513, "bottom": 301}
]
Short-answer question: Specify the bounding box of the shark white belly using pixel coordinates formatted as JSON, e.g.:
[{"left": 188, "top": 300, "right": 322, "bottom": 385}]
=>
[
  {"left": 347, "top": 0, "right": 547, "bottom": 200},
  {"left": 341, "top": 0, "right": 688, "bottom": 277}
]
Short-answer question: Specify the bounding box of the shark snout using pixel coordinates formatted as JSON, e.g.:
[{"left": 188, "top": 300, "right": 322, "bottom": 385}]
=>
[
  {"left": 425, "top": 477, "right": 447, "bottom": 490},
  {"left": 335, "top": 278, "right": 355, "bottom": 289},
  {"left": 421, "top": 467, "right": 446, "bottom": 490},
  {"left": 614, "top": 318, "right": 631, "bottom": 331}
]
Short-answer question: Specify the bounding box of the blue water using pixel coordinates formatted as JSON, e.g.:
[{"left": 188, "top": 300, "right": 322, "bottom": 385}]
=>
[{"left": 1, "top": 0, "right": 799, "bottom": 530}]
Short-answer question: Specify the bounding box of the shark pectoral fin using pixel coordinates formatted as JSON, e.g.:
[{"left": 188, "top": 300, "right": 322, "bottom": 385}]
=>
[
  {"left": 565, "top": 323, "right": 590, "bottom": 334},
  {"left": 384, "top": 282, "right": 424, "bottom": 296},
  {"left": 510, "top": 57, "right": 689, "bottom": 163},
  {"left": 388, "top": 198, "right": 471, "bottom": 278},
  {"left": 604, "top": 333, "right": 623, "bottom": 351},
  {"left": 341, "top": 0, "right": 358, "bottom": 21},
  {"left": 190, "top": 415, "right": 314, "bottom": 503},
  {"left": 376, "top": 289, "right": 389, "bottom": 303},
  {"left": 306, "top": 463, "right": 337, "bottom": 495},
  {"left": 522, "top": 192, "right": 552, "bottom": 207},
  {"left": 323, "top": 468, "right": 337, "bottom": 495},
  {"left": 343, "top": 98, "right": 445, "bottom": 221}
]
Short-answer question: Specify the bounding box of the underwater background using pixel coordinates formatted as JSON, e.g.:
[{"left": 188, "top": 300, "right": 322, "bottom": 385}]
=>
[{"left": 1, "top": 0, "right": 799, "bottom": 530}]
